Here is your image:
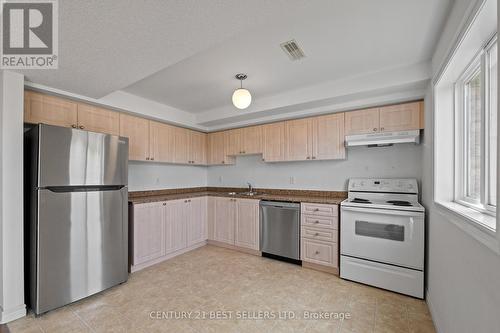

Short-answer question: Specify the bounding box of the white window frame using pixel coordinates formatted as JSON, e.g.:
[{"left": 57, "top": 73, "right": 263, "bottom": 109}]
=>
[{"left": 454, "top": 34, "right": 497, "bottom": 217}]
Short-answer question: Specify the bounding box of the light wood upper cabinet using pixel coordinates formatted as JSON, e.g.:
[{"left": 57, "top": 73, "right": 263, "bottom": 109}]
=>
[
  {"left": 208, "top": 131, "right": 234, "bottom": 165},
  {"left": 312, "top": 113, "right": 345, "bottom": 160},
  {"left": 77, "top": 104, "right": 119, "bottom": 135},
  {"left": 379, "top": 101, "right": 421, "bottom": 132},
  {"left": 285, "top": 118, "right": 313, "bottom": 161},
  {"left": 119, "top": 113, "right": 150, "bottom": 161},
  {"left": 172, "top": 126, "right": 190, "bottom": 164},
  {"left": 149, "top": 121, "right": 175, "bottom": 163},
  {"left": 24, "top": 91, "right": 78, "bottom": 128},
  {"left": 225, "top": 128, "right": 242, "bottom": 156},
  {"left": 241, "top": 125, "right": 263, "bottom": 155},
  {"left": 235, "top": 199, "right": 259, "bottom": 250},
  {"left": 344, "top": 107, "right": 380, "bottom": 135},
  {"left": 263, "top": 122, "right": 285, "bottom": 162},
  {"left": 189, "top": 130, "right": 207, "bottom": 165}
]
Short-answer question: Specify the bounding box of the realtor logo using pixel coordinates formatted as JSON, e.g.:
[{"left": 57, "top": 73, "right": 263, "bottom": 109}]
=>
[{"left": 1, "top": 0, "right": 58, "bottom": 69}]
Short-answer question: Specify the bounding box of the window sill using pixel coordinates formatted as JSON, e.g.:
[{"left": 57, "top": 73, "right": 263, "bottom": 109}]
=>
[{"left": 435, "top": 201, "right": 499, "bottom": 254}]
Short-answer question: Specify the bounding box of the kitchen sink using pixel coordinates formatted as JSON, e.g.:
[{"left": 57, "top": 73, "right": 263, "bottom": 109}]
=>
[{"left": 237, "top": 191, "right": 260, "bottom": 196}]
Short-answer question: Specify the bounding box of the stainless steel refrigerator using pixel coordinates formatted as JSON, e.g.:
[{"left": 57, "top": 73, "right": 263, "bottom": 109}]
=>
[{"left": 24, "top": 124, "right": 129, "bottom": 315}]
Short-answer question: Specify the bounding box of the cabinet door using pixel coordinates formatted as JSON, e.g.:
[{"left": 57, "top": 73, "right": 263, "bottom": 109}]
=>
[
  {"left": 241, "top": 125, "right": 263, "bottom": 155},
  {"left": 235, "top": 199, "right": 259, "bottom": 250},
  {"left": 133, "top": 203, "right": 165, "bottom": 265},
  {"left": 119, "top": 114, "right": 150, "bottom": 161},
  {"left": 77, "top": 103, "right": 119, "bottom": 135},
  {"left": 225, "top": 128, "right": 242, "bottom": 156},
  {"left": 208, "top": 131, "right": 234, "bottom": 165},
  {"left": 312, "top": 113, "right": 345, "bottom": 160},
  {"left": 166, "top": 199, "right": 187, "bottom": 252},
  {"left": 173, "top": 127, "right": 190, "bottom": 164},
  {"left": 187, "top": 197, "right": 207, "bottom": 246},
  {"left": 150, "top": 121, "right": 175, "bottom": 163},
  {"left": 207, "top": 197, "right": 216, "bottom": 240},
  {"left": 189, "top": 130, "right": 207, "bottom": 165},
  {"left": 24, "top": 91, "right": 78, "bottom": 128},
  {"left": 263, "top": 122, "right": 285, "bottom": 162},
  {"left": 379, "top": 102, "right": 421, "bottom": 132},
  {"left": 285, "top": 118, "right": 313, "bottom": 161},
  {"left": 214, "top": 197, "right": 235, "bottom": 244},
  {"left": 344, "top": 108, "right": 380, "bottom": 135}
]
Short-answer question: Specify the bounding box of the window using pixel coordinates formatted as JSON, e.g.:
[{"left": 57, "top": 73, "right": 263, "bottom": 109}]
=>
[{"left": 455, "top": 36, "right": 497, "bottom": 216}]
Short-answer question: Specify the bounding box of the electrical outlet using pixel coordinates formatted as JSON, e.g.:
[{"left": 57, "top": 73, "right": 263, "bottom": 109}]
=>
[
  {"left": 218, "top": 176, "right": 223, "bottom": 183},
  {"left": 155, "top": 177, "right": 160, "bottom": 184},
  {"left": 289, "top": 176, "right": 295, "bottom": 184}
]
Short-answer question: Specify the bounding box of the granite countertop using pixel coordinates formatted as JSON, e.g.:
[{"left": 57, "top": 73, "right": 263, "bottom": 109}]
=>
[{"left": 129, "top": 187, "right": 347, "bottom": 205}]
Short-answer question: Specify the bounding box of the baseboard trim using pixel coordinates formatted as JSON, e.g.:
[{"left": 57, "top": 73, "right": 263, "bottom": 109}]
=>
[
  {"left": 0, "top": 304, "right": 26, "bottom": 324},
  {"left": 130, "top": 241, "right": 207, "bottom": 273},
  {"left": 426, "top": 289, "right": 443, "bottom": 333},
  {"left": 207, "top": 240, "right": 261, "bottom": 256},
  {"left": 302, "top": 261, "right": 339, "bottom": 275}
]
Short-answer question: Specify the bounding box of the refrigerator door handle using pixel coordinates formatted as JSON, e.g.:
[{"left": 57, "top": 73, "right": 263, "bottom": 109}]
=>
[{"left": 41, "top": 185, "right": 126, "bottom": 193}]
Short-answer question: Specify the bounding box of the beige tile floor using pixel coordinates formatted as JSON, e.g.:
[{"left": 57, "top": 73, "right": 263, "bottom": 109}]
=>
[{"left": 8, "top": 245, "right": 435, "bottom": 333}]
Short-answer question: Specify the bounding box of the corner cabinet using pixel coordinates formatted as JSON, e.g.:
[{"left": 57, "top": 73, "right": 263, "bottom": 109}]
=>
[
  {"left": 130, "top": 197, "right": 207, "bottom": 272},
  {"left": 208, "top": 197, "right": 260, "bottom": 251}
]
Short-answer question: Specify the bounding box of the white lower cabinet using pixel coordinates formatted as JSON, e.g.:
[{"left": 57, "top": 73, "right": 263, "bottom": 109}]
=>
[
  {"left": 209, "top": 197, "right": 260, "bottom": 251},
  {"left": 300, "top": 202, "right": 339, "bottom": 272},
  {"left": 131, "top": 197, "right": 207, "bottom": 272}
]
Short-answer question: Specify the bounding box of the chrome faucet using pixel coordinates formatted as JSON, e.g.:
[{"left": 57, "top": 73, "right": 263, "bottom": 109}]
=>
[{"left": 247, "top": 182, "right": 253, "bottom": 193}]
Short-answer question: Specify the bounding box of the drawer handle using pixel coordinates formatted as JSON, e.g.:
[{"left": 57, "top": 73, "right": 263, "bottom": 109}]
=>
[
  {"left": 163, "top": 203, "right": 166, "bottom": 206},
  {"left": 315, "top": 251, "right": 320, "bottom": 255},
  {"left": 313, "top": 208, "right": 320, "bottom": 211},
  {"left": 314, "top": 220, "right": 319, "bottom": 223}
]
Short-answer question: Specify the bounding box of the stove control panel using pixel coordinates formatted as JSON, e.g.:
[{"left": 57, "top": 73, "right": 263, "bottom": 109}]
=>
[{"left": 348, "top": 178, "right": 418, "bottom": 194}]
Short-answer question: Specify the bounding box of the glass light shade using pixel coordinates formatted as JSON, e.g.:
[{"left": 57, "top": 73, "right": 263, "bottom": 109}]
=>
[{"left": 232, "top": 88, "right": 252, "bottom": 109}]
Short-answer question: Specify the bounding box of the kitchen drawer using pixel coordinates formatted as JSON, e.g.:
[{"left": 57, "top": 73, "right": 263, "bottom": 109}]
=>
[
  {"left": 301, "top": 214, "right": 338, "bottom": 229},
  {"left": 301, "top": 226, "right": 338, "bottom": 242},
  {"left": 301, "top": 238, "right": 338, "bottom": 267},
  {"left": 301, "top": 203, "right": 338, "bottom": 217}
]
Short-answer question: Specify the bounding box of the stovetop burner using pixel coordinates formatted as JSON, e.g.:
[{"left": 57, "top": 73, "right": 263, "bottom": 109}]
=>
[
  {"left": 386, "top": 200, "right": 413, "bottom": 207},
  {"left": 351, "top": 198, "right": 372, "bottom": 204}
]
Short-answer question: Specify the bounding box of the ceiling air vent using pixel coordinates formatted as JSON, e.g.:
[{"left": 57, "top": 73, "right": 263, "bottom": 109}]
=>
[{"left": 280, "top": 39, "right": 305, "bottom": 61}]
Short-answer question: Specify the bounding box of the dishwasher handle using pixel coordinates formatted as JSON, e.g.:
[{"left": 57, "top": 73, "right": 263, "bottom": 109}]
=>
[{"left": 259, "top": 200, "right": 300, "bottom": 209}]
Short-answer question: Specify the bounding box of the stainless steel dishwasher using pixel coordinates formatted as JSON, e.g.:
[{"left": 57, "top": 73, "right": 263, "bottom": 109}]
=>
[{"left": 260, "top": 200, "right": 300, "bottom": 263}]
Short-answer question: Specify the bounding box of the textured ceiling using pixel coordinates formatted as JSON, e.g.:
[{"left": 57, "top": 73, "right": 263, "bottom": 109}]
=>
[
  {"left": 17, "top": 0, "right": 313, "bottom": 98},
  {"left": 123, "top": 0, "right": 451, "bottom": 113}
]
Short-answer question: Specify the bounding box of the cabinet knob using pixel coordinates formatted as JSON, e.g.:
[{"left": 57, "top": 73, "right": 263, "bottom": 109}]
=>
[
  {"left": 163, "top": 203, "right": 166, "bottom": 206},
  {"left": 306, "top": 156, "right": 310, "bottom": 160},
  {"left": 151, "top": 157, "right": 154, "bottom": 161},
  {"left": 315, "top": 250, "right": 320, "bottom": 255},
  {"left": 188, "top": 199, "right": 191, "bottom": 202},
  {"left": 71, "top": 124, "right": 77, "bottom": 129},
  {"left": 313, "top": 208, "right": 320, "bottom": 211},
  {"left": 146, "top": 157, "right": 150, "bottom": 160},
  {"left": 312, "top": 156, "right": 316, "bottom": 160},
  {"left": 242, "top": 151, "right": 246, "bottom": 154},
  {"left": 314, "top": 233, "right": 319, "bottom": 236},
  {"left": 79, "top": 125, "right": 84, "bottom": 129},
  {"left": 314, "top": 220, "right": 319, "bottom": 223},
  {"left": 380, "top": 127, "right": 385, "bottom": 131},
  {"left": 222, "top": 161, "right": 225, "bottom": 164},
  {"left": 373, "top": 128, "right": 378, "bottom": 132}
]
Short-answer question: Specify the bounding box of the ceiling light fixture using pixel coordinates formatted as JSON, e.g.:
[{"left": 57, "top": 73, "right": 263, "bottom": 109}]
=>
[{"left": 232, "top": 73, "right": 252, "bottom": 109}]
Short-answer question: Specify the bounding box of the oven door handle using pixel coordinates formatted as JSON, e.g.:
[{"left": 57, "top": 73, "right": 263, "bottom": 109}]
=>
[{"left": 341, "top": 206, "right": 423, "bottom": 217}]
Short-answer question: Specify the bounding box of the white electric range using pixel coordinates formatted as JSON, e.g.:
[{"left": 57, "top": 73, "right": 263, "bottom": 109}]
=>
[{"left": 340, "top": 178, "right": 425, "bottom": 298}]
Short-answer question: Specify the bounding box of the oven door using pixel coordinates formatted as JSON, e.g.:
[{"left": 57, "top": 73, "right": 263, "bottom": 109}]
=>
[{"left": 340, "top": 206, "right": 424, "bottom": 270}]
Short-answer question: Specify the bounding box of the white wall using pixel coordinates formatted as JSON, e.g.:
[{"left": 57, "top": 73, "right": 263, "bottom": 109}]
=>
[
  {"left": 0, "top": 71, "right": 26, "bottom": 323},
  {"left": 423, "top": 1, "right": 500, "bottom": 332},
  {"left": 207, "top": 144, "right": 423, "bottom": 190},
  {"left": 128, "top": 162, "right": 207, "bottom": 191}
]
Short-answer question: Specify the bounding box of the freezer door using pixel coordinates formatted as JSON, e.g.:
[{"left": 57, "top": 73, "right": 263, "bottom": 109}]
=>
[
  {"left": 38, "top": 124, "right": 128, "bottom": 187},
  {"left": 35, "top": 187, "right": 128, "bottom": 314}
]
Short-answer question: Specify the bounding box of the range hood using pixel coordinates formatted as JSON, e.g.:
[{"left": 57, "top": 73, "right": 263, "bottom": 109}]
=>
[{"left": 345, "top": 130, "right": 420, "bottom": 147}]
